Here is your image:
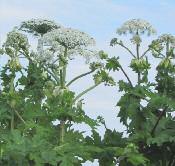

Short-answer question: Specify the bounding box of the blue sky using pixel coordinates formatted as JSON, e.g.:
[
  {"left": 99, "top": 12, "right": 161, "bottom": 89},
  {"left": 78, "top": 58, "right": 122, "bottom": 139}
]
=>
[
  {"left": 1, "top": 0, "right": 175, "bottom": 132},
  {"left": 1, "top": 0, "right": 175, "bottom": 165}
]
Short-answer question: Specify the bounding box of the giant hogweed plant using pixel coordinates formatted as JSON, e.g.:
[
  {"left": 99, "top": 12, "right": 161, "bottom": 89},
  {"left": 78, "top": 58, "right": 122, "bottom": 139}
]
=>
[
  {"left": 0, "top": 19, "right": 142, "bottom": 166},
  {"left": 0, "top": 19, "right": 117, "bottom": 165},
  {"left": 85, "top": 19, "right": 155, "bottom": 166},
  {"left": 88, "top": 19, "right": 175, "bottom": 165}
]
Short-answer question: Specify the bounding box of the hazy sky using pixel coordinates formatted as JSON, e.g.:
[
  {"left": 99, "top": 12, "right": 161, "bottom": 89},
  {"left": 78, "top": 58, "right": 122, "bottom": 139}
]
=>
[{"left": 1, "top": 1, "right": 175, "bottom": 165}]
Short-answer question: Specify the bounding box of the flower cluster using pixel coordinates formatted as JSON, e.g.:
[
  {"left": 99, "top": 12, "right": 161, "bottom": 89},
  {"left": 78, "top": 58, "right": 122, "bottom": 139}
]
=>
[
  {"left": 19, "top": 19, "right": 61, "bottom": 36},
  {"left": 158, "top": 57, "right": 174, "bottom": 69},
  {"left": 35, "top": 38, "right": 63, "bottom": 66},
  {"left": 3, "top": 30, "right": 29, "bottom": 54},
  {"left": 150, "top": 34, "right": 175, "bottom": 58},
  {"left": 130, "top": 34, "right": 142, "bottom": 44},
  {"left": 37, "top": 49, "right": 56, "bottom": 64},
  {"left": 36, "top": 27, "right": 97, "bottom": 64},
  {"left": 158, "top": 34, "right": 175, "bottom": 45},
  {"left": 43, "top": 28, "right": 95, "bottom": 49},
  {"left": 117, "top": 19, "right": 156, "bottom": 36},
  {"left": 130, "top": 58, "right": 150, "bottom": 72}
]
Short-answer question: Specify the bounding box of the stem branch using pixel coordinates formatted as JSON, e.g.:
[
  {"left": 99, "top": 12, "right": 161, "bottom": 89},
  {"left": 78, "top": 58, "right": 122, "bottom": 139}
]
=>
[
  {"left": 141, "top": 48, "right": 150, "bottom": 58},
  {"left": 73, "top": 82, "right": 101, "bottom": 103},
  {"left": 117, "top": 42, "right": 136, "bottom": 58},
  {"left": 67, "top": 70, "right": 94, "bottom": 86},
  {"left": 119, "top": 66, "right": 133, "bottom": 87},
  {"left": 14, "top": 110, "right": 26, "bottom": 124}
]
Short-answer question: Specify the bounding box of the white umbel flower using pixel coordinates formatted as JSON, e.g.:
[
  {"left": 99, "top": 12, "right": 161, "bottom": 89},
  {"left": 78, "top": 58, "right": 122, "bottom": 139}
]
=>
[
  {"left": 3, "top": 30, "right": 29, "bottom": 53},
  {"left": 19, "top": 19, "right": 61, "bottom": 36},
  {"left": 117, "top": 19, "right": 156, "bottom": 36},
  {"left": 150, "top": 34, "right": 175, "bottom": 58},
  {"left": 158, "top": 34, "right": 175, "bottom": 44},
  {"left": 43, "top": 27, "right": 95, "bottom": 49},
  {"left": 37, "top": 27, "right": 97, "bottom": 64}
]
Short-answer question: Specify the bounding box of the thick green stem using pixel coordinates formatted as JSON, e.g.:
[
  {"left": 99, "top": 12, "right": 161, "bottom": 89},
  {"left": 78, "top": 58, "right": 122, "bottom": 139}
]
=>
[
  {"left": 10, "top": 75, "right": 15, "bottom": 131},
  {"left": 59, "top": 48, "right": 67, "bottom": 87},
  {"left": 59, "top": 47, "right": 68, "bottom": 143},
  {"left": 60, "top": 121, "right": 65, "bottom": 143},
  {"left": 136, "top": 43, "right": 141, "bottom": 85},
  {"left": 62, "top": 48, "right": 68, "bottom": 86},
  {"left": 62, "top": 66, "right": 66, "bottom": 86},
  {"left": 166, "top": 40, "right": 170, "bottom": 57},
  {"left": 60, "top": 70, "right": 63, "bottom": 87},
  {"left": 10, "top": 110, "right": 14, "bottom": 131},
  {"left": 135, "top": 30, "right": 141, "bottom": 85}
]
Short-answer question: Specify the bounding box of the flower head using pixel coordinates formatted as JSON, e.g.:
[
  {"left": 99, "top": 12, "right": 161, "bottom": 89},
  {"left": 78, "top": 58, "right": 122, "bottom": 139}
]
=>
[
  {"left": 43, "top": 27, "right": 95, "bottom": 49},
  {"left": 158, "top": 34, "right": 175, "bottom": 44},
  {"left": 150, "top": 34, "right": 175, "bottom": 58},
  {"left": 117, "top": 19, "right": 156, "bottom": 36},
  {"left": 37, "top": 27, "right": 97, "bottom": 64},
  {"left": 19, "top": 19, "right": 61, "bottom": 36},
  {"left": 3, "top": 30, "right": 29, "bottom": 53}
]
